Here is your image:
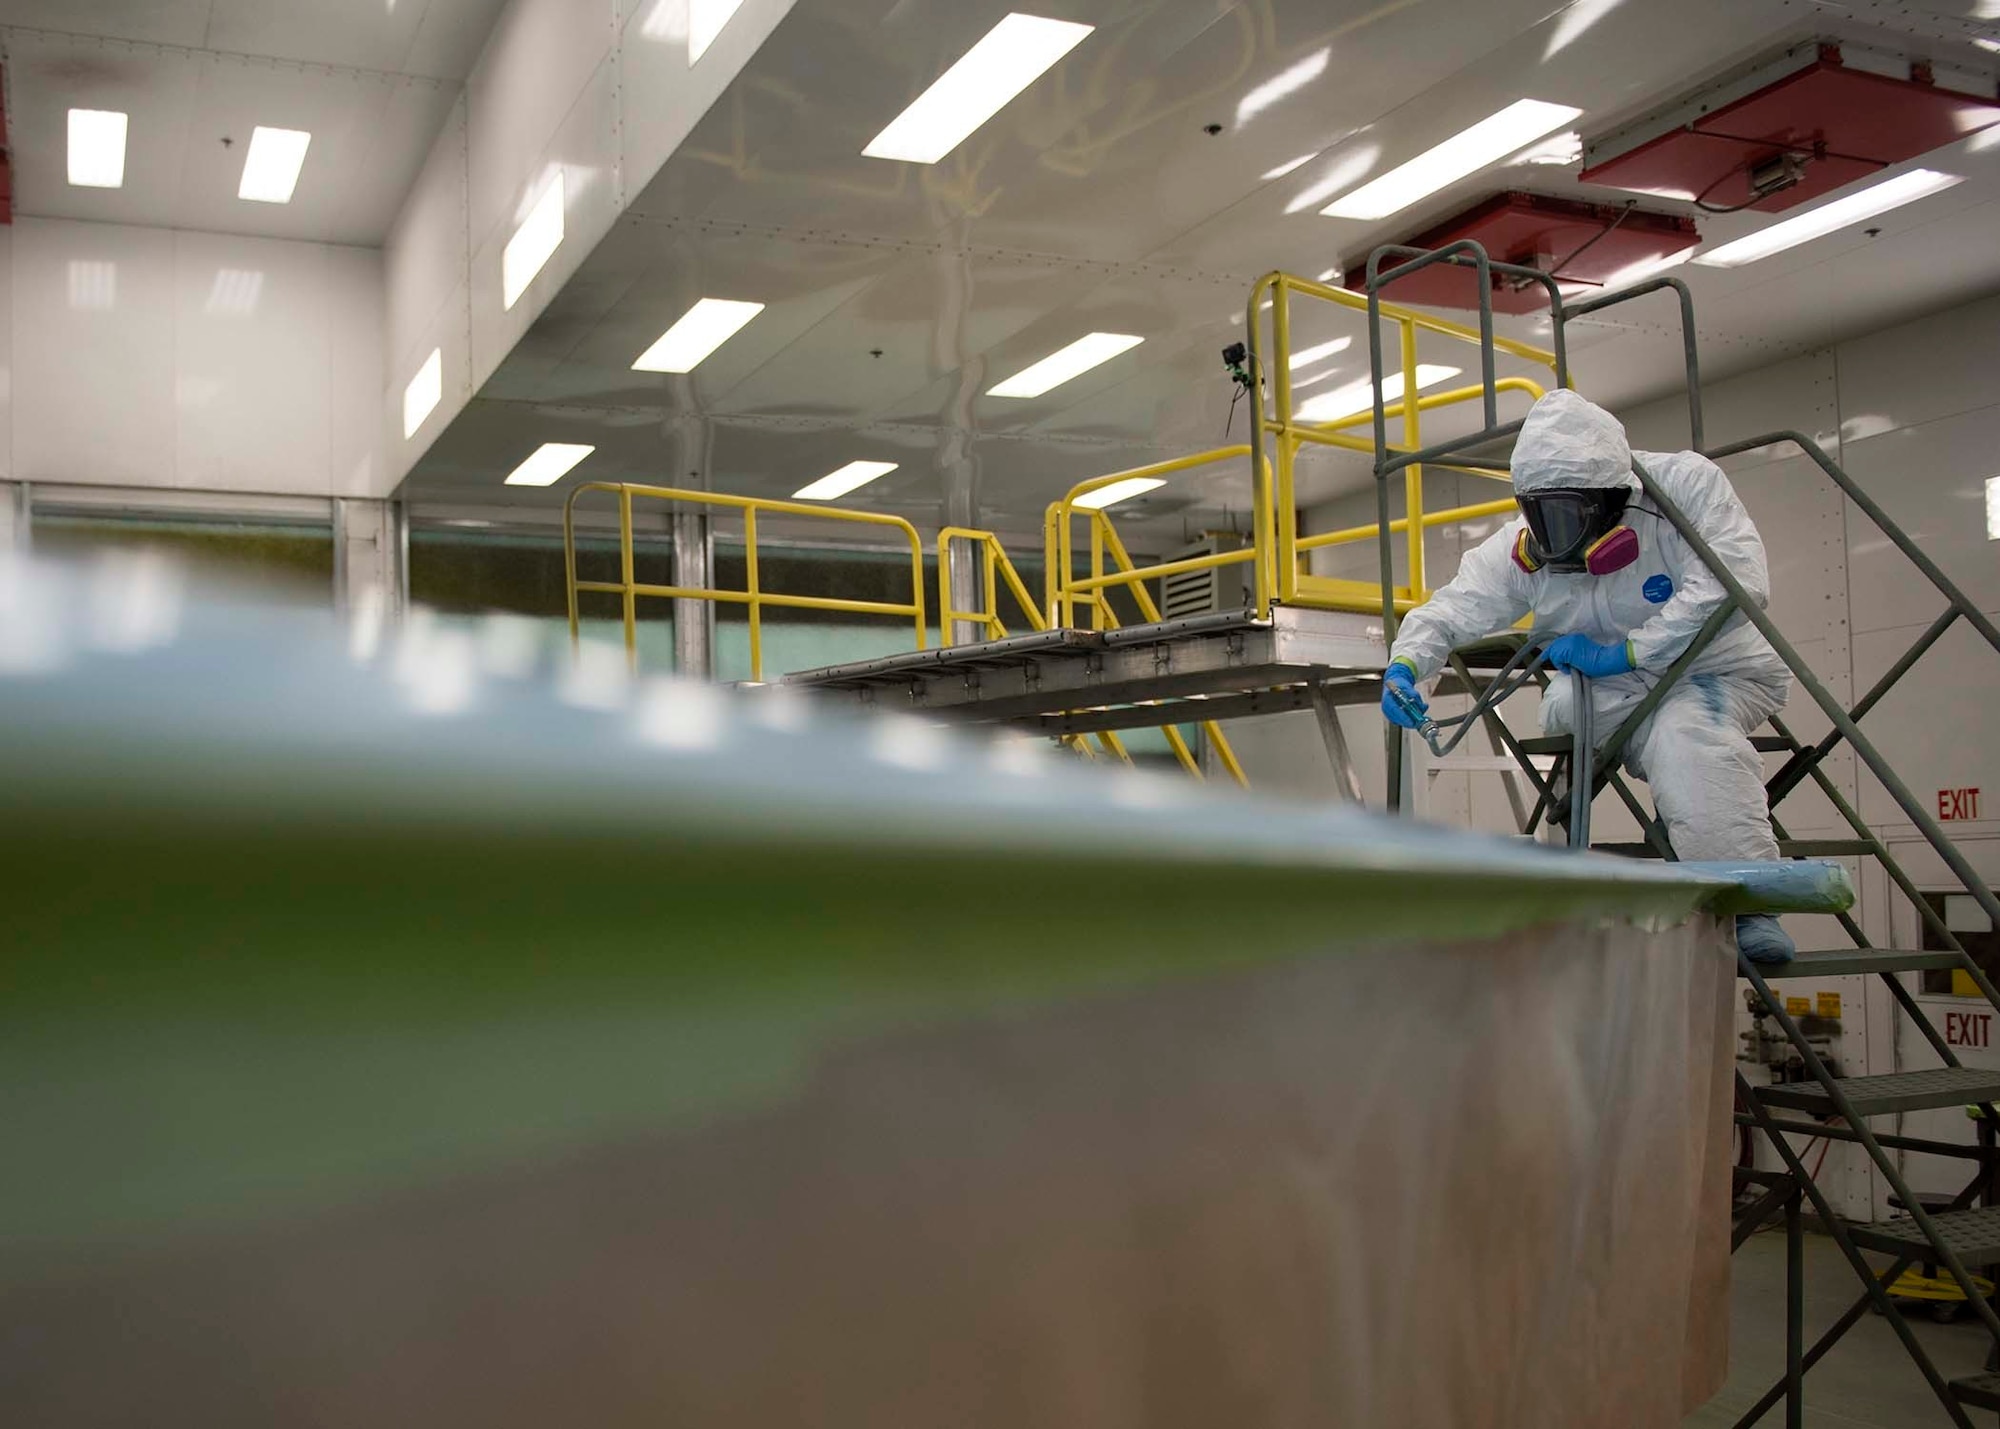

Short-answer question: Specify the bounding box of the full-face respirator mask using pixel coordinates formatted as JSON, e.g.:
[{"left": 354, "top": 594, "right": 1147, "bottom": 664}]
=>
[{"left": 1512, "top": 486, "right": 1640, "bottom": 576}]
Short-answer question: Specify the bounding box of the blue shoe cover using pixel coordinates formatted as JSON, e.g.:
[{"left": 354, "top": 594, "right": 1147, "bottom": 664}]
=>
[{"left": 1736, "top": 914, "right": 1795, "bottom": 965}]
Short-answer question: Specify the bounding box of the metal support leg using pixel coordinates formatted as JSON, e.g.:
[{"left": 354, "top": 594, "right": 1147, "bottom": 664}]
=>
[
  {"left": 1568, "top": 674, "right": 1593, "bottom": 849},
  {"left": 1310, "top": 680, "right": 1366, "bottom": 803},
  {"left": 1786, "top": 1186, "right": 1804, "bottom": 1429}
]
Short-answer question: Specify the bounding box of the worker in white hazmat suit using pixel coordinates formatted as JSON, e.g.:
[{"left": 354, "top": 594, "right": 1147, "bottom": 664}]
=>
[{"left": 1381, "top": 389, "right": 1796, "bottom": 963}]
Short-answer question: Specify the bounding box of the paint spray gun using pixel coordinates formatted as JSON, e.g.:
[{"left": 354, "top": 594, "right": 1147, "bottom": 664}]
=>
[{"left": 1382, "top": 678, "right": 1445, "bottom": 755}]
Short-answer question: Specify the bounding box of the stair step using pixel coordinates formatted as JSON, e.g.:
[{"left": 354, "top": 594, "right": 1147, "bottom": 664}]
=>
[
  {"left": 1752, "top": 948, "right": 1965, "bottom": 978},
  {"left": 1514, "top": 733, "right": 1793, "bottom": 755},
  {"left": 1757, "top": 1067, "right": 2000, "bottom": 1117},
  {"left": 1593, "top": 838, "right": 1876, "bottom": 859},
  {"left": 1752, "top": 944, "right": 1968, "bottom": 980},
  {"left": 1851, "top": 1206, "right": 2000, "bottom": 1267},
  {"left": 1952, "top": 1373, "right": 2000, "bottom": 1410}
]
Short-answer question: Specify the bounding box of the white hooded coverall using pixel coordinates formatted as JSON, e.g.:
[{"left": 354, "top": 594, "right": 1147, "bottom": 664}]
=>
[{"left": 1388, "top": 389, "right": 1792, "bottom": 863}]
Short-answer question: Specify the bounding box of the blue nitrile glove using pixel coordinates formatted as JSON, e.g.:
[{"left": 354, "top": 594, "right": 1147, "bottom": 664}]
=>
[
  {"left": 1543, "top": 632, "right": 1635, "bottom": 678},
  {"left": 1381, "top": 659, "right": 1428, "bottom": 730}
]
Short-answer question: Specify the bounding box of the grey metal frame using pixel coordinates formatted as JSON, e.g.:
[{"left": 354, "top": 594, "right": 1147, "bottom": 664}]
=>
[{"left": 1361, "top": 239, "right": 2000, "bottom": 1422}]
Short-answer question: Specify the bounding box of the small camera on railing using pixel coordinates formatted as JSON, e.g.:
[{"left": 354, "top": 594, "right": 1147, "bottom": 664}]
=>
[{"left": 1221, "top": 342, "right": 1255, "bottom": 391}]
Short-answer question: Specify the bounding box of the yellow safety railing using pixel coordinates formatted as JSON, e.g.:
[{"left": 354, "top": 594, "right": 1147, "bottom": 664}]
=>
[
  {"left": 941, "top": 524, "right": 1246, "bottom": 788},
  {"left": 1251, "top": 270, "right": 1562, "bottom": 611},
  {"left": 1046, "top": 447, "right": 1276, "bottom": 629},
  {"left": 939, "top": 527, "right": 1045, "bottom": 645},
  {"left": 563, "top": 482, "right": 927, "bottom": 682}
]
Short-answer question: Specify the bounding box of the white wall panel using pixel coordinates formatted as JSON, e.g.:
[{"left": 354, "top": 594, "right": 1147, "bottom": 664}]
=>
[
  {"left": 1853, "top": 621, "right": 2000, "bottom": 836},
  {"left": 1835, "top": 292, "right": 2000, "bottom": 441},
  {"left": 13, "top": 219, "right": 178, "bottom": 488},
  {"left": 466, "top": 0, "right": 618, "bottom": 246},
  {"left": 387, "top": 97, "right": 472, "bottom": 380},
  {"left": 8, "top": 218, "right": 388, "bottom": 498},
  {"left": 172, "top": 231, "right": 332, "bottom": 493},
  {"left": 470, "top": 53, "right": 624, "bottom": 390},
  {"left": 328, "top": 249, "right": 389, "bottom": 499},
  {"left": 1840, "top": 405, "right": 2000, "bottom": 637},
  {"left": 1619, "top": 350, "right": 1837, "bottom": 475},
  {"left": 0, "top": 226, "right": 13, "bottom": 480},
  {"left": 619, "top": 0, "right": 799, "bottom": 197}
]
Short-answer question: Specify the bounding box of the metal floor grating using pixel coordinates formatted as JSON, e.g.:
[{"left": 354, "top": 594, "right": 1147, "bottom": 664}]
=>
[
  {"left": 1850, "top": 1206, "right": 2000, "bottom": 1265},
  {"left": 1757, "top": 1066, "right": 2000, "bottom": 1117}
]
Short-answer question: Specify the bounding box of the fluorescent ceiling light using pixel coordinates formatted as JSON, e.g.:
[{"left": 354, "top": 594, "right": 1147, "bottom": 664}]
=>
[
  {"left": 505, "top": 442, "right": 596, "bottom": 487},
  {"left": 1236, "top": 48, "right": 1330, "bottom": 126},
  {"left": 1317, "top": 267, "right": 1342, "bottom": 282},
  {"left": 238, "top": 126, "right": 311, "bottom": 203},
  {"left": 1692, "top": 169, "right": 1964, "bottom": 267},
  {"left": 1074, "top": 477, "right": 1165, "bottom": 510},
  {"left": 1988, "top": 476, "right": 2000, "bottom": 541},
  {"left": 794, "top": 460, "right": 898, "bottom": 501},
  {"left": 1511, "top": 130, "right": 1582, "bottom": 167},
  {"left": 1289, "top": 337, "right": 1352, "bottom": 369},
  {"left": 67, "top": 109, "right": 128, "bottom": 188},
  {"left": 1262, "top": 153, "right": 1316, "bottom": 180},
  {"left": 1322, "top": 99, "right": 1582, "bottom": 219},
  {"left": 689, "top": 0, "right": 746, "bottom": 62},
  {"left": 503, "top": 171, "right": 565, "bottom": 310},
  {"left": 988, "top": 332, "right": 1143, "bottom": 398},
  {"left": 632, "top": 297, "right": 765, "bottom": 372},
  {"left": 404, "top": 349, "right": 443, "bottom": 440},
  {"left": 863, "top": 13, "right": 1093, "bottom": 165},
  {"left": 1974, "top": 36, "right": 2000, "bottom": 53},
  {"left": 1295, "top": 364, "right": 1461, "bottom": 423}
]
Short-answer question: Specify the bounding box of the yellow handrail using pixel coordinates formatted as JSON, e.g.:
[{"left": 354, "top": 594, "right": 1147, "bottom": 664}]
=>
[
  {"left": 563, "top": 482, "right": 928, "bottom": 681},
  {"left": 942, "top": 522, "right": 1247, "bottom": 787},
  {"left": 939, "top": 527, "right": 1047, "bottom": 643},
  {"left": 1045, "top": 446, "right": 1276, "bottom": 628},
  {"left": 1250, "top": 270, "right": 1562, "bottom": 609}
]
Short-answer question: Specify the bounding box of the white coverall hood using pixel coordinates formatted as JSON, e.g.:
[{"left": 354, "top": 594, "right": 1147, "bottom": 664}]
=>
[{"left": 1511, "top": 389, "right": 1636, "bottom": 496}]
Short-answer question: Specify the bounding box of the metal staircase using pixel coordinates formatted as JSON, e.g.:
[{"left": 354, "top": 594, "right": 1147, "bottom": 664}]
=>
[{"left": 1345, "top": 240, "right": 2000, "bottom": 1425}]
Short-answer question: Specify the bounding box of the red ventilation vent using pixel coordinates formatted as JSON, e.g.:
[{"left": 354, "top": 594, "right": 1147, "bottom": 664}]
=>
[
  {"left": 1581, "top": 42, "right": 2000, "bottom": 214},
  {"left": 1345, "top": 192, "right": 1698, "bottom": 314}
]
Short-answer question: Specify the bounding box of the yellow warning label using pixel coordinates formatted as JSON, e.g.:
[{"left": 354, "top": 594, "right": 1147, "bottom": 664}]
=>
[
  {"left": 1785, "top": 996, "right": 1812, "bottom": 1017},
  {"left": 1817, "top": 991, "right": 1842, "bottom": 1019}
]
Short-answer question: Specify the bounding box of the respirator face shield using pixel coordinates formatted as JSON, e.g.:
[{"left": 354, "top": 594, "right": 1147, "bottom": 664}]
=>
[{"left": 1517, "top": 486, "right": 1636, "bottom": 574}]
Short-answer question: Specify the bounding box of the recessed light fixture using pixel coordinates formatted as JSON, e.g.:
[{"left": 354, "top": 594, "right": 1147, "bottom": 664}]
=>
[
  {"left": 1973, "top": 36, "right": 2000, "bottom": 55},
  {"left": 67, "top": 109, "right": 128, "bottom": 189},
  {"left": 1261, "top": 152, "right": 1317, "bottom": 180},
  {"left": 1236, "top": 49, "right": 1330, "bottom": 126},
  {"left": 863, "top": 13, "right": 1093, "bottom": 165},
  {"left": 632, "top": 298, "right": 765, "bottom": 372},
  {"left": 1692, "top": 168, "right": 1963, "bottom": 267},
  {"left": 505, "top": 442, "right": 596, "bottom": 487},
  {"left": 794, "top": 460, "right": 898, "bottom": 501},
  {"left": 404, "top": 349, "right": 443, "bottom": 440},
  {"left": 238, "top": 126, "right": 312, "bottom": 203},
  {"left": 689, "top": 0, "right": 747, "bottom": 62},
  {"left": 988, "top": 332, "right": 1144, "bottom": 398},
  {"left": 1987, "top": 475, "right": 2000, "bottom": 541},
  {"left": 1322, "top": 99, "right": 1581, "bottom": 219},
  {"left": 1289, "top": 337, "right": 1352, "bottom": 369},
  {"left": 1074, "top": 477, "right": 1165, "bottom": 511},
  {"left": 503, "top": 171, "right": 565, "bottom": 310},
  {"left": 1295, "top": 364, "right": 1461, "bottom": 423}
]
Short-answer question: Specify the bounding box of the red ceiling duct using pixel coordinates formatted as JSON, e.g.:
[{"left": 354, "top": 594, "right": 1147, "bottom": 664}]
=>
[
  {"left": 1343, "top": 191, "right": 1698, "bottom": 314},
  {"left": 1580, "top": 41, "right": 2000, "bottom": 214}
]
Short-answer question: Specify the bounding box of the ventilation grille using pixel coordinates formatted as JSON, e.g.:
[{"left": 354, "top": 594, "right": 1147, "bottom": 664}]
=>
[{"left": 1160, "top": 533, "right": 1250, "bottom": 620}]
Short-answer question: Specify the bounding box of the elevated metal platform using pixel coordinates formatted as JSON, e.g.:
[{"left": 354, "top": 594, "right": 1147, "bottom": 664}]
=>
[{"left": 785, "top": 606, "right": 1514, "bottom": 737}]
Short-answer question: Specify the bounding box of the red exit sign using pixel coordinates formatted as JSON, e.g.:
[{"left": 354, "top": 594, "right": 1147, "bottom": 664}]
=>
[
  {"left": 1948, "top": 1010, "right": 1992, "bottom": 1049},
  {"left": 1939, "top": 787, "right": 1982, "bottom": 822}
]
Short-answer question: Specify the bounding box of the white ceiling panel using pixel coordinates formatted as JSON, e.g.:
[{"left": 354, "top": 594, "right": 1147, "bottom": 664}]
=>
[
  {"left": 1, "top": 0, "right": 512, "bottom": 243},
  {"left": 360, "top": 0, "right": 2000, "bottom": 557}
]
